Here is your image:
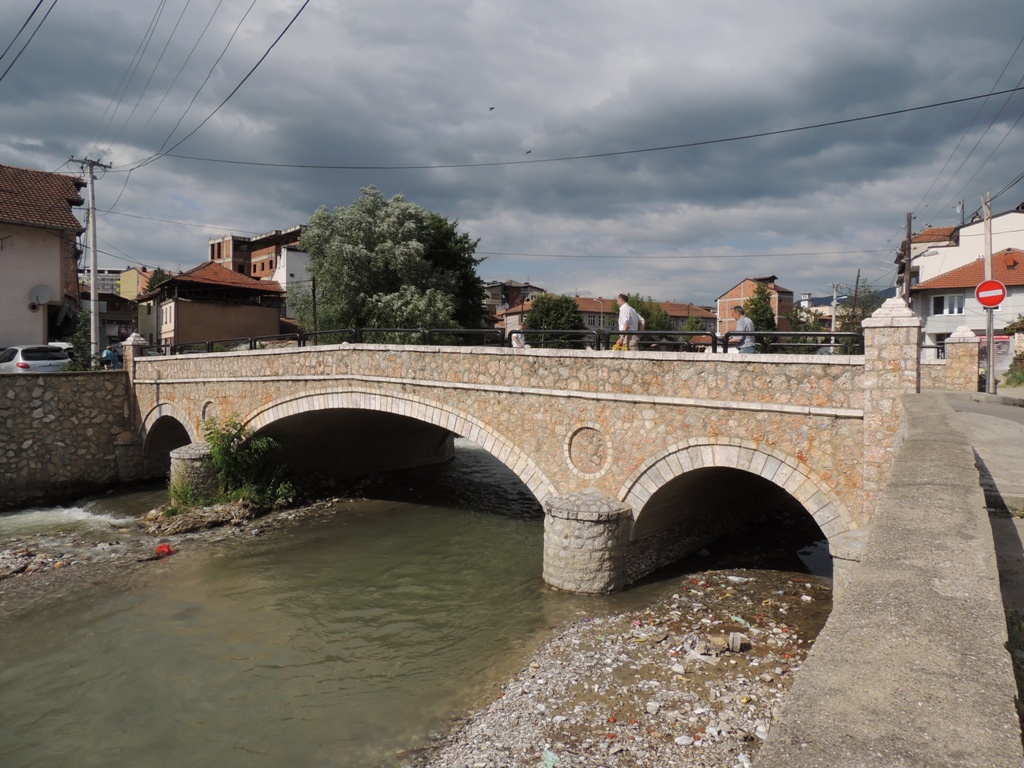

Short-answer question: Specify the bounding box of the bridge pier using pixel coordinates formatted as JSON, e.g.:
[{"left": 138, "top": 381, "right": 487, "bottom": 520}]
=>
[{"left": 543, "top": 489, "right": 632, "bottom": 594}]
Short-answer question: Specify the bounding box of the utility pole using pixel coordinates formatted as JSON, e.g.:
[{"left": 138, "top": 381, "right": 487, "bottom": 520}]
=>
[
  {"left": 70, "top": 157, "right": 111, "bottom": 366},
  {"left": 983, "top": 191, "right": 995, "bottom": 394},
  {"left": 901, "top": 212, "right": 912, "bottom": 302}
]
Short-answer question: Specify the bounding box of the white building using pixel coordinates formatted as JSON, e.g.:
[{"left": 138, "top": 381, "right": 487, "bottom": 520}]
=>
[
  {"left": 909, "top": 204, "right": 1024, "bottom": 287},
  {"left": 910, "top": 248, "right": 1024, "bottom": 372}
]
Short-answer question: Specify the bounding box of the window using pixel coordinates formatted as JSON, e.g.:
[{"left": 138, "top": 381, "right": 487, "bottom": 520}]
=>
[{"left": 931, "top": 294, "right": 964, "bottom": 315}]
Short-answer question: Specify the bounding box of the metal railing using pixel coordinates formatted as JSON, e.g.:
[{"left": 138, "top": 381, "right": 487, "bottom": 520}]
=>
[
  {"left": 136, "top": 327, "right": 862, "bottom": 357},
  {"left": 721, "top": 330, "right": 864, "bottom": 355}
]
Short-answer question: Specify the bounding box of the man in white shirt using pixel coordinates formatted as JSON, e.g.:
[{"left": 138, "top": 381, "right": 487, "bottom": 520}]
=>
[{"left": 616, "top": 293, "right": 641, "bottom": 350}]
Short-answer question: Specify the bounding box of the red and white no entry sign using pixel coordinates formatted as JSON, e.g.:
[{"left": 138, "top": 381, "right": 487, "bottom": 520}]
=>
[{"left": 975, "top": 279, "right": 1007, "bottom": 308}]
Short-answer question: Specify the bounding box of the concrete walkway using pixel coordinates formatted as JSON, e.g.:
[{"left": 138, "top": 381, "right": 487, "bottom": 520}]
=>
[
  {"left": 757, "top": 391, "right": 1022, "bottom": 767},
  {"left": 947, "top": 386, "right": 1024, "bottom": 612}
]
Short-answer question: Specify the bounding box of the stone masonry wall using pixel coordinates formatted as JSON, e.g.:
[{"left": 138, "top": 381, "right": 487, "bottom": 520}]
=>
[
  {"left": 0, "top": 372, "right": 131, "bottom": 510},
  {"left": 131, "top": 345, "right": 871, "bottom": 527}
]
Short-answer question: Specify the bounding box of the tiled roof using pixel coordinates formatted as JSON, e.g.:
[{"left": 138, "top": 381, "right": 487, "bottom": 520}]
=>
[
  {"left": 140, "top": 261, "right": 283, "bottom": 299},
  {"left": 912, "top": 226, "right": 958, "bottom": 244},
  {"left": 911, "top": 249, "right": 1024, "bottom": 290},
  {"left": 0, "top": 164, "right": 84, "bottom": 231}
]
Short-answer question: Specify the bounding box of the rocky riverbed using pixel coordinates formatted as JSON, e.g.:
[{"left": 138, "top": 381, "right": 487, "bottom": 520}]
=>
[{"left": 408, "top": 569, "right": 832, "bottom": 768}]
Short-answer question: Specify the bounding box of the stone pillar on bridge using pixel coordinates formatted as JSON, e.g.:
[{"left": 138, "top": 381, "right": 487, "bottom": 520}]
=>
[
  {"left": 115, "top": 333, "right": 150, "bottom": 484},
  {"left": 859, "top": 297, "right": 922, "bottom": 525},
  {"left": 543, "top": 489, "right": 632, "bottom": 594},
  {"left": 169, "top": 442, "right": 219, "bottom": 502},
  {"left": 943, "top": 325, "right": 981, "bottom": 392}
]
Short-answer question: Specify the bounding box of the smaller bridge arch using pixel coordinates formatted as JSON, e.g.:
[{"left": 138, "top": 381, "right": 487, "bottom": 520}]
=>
[
  {"left": 622, "top": 437, "right": 855, "bottom": 543},
  {"left": 242, "top": 387, "right": 557, "bottom": 501}
]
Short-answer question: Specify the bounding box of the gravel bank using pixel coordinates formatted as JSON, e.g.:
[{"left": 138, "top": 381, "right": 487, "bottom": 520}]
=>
[{"left": 410, "top": 570, "right": 832, "bottom": 768}]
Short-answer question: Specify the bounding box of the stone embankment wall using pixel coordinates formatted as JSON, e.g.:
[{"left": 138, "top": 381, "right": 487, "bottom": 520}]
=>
[
  {"left": 758, "top": 391, "right": 1022, "bottom": 767},
  {"left": 0, "top": 372, "right": 131, "bottom": 511}
]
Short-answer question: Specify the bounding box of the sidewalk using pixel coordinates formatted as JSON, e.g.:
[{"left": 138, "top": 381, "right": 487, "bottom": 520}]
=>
[{"left": 945, "top": 386, "right": 1024, "bottom": 611}]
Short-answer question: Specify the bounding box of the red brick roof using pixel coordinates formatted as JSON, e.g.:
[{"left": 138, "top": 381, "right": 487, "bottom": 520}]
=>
[
  {"left": 912, "top": 226, "right": 957, "bottom": 244},
  {"left": 0, "top": 164, "right": 84, "bottom": 231},
  {"left": 139, "top": 261, "right": 283, "bottom": 299},
  {"left": 911, "top": 249, "right": 1024, "bottom": 290}
]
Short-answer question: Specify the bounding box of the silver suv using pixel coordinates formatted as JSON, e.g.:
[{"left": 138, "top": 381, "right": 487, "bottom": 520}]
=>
[{"left": 0, "top": 345, "right": 72, "bottom": 373}]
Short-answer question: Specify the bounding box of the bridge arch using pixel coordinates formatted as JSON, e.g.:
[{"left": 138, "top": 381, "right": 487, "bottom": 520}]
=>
[
  {"left": 242, "top": 387, "right": 557, "bottom": 501},
  {"left": 140, "top": 402, "right": 198, "bottom": 478},
  {"left": 621, "top": 437, "right": 855, "bottom": 544}
]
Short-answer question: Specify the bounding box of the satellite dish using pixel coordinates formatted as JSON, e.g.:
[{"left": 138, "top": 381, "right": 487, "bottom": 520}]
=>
[{"left": 29, "top": 284, "right": 53, "bottom": 304}]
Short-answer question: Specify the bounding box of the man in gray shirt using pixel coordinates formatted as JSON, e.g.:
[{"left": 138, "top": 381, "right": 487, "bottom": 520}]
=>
[{"left": 731, "top": 305, "right": 756, "bottom": 353}]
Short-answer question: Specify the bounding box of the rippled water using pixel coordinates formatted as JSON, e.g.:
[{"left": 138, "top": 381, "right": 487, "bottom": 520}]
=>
[{"left": 0, "top": 440, "right": 831, "bottom": 767}]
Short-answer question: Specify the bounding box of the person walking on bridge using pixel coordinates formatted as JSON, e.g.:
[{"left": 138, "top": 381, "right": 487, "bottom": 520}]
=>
[
  {"left": 616, "top": 293, "right": 641, "bottom": 351},
  {"left": 731, "top": 305, "right": 756, "bottom": 353}
]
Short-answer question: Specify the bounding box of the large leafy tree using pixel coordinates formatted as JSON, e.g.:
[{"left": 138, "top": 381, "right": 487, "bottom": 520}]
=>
[
  {"left": 628, "top": 294, "right": 672, "bottom": 332},
  {"left": 292, "top": 187, "right": 484, "bottom": 333},
  {"left": 744, "top": 282, "right": 777, "bottom": 332},
  {"left": 524, "top": 294, "right": 585, "bottom": 330}
]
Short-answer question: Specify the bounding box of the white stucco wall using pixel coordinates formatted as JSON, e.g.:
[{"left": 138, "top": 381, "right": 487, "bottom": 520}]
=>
[
  {"left": 914, "top": 211, "right": 1024, "bottom": 284},
  {"left": 0, "top": 224, "right": 63, "bottom": 348}
]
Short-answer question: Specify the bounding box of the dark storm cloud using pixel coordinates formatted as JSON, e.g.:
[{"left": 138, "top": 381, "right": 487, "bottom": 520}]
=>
[{"left": 2, "top": 0, "right": 1022, "bottom": 302}]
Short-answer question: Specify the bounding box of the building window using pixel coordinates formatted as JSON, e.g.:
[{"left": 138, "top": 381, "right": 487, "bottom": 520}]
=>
[
  {"left": 931, "top": 294, "right": 964, "bottom": 315},
  {"left": 587, "top": 315, "right": 596, "bottom": 326}
]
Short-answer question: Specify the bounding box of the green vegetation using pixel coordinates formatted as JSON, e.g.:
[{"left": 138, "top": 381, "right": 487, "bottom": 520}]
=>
[
  {"left": 744, "top": 282, "right": 777, "bottom": 333},
  {"left": 523, "top": 293, "right": 587, "bottom": 347},
  {"left": 292, "top": 186, "right": 485, "bottom": 336},
  {"left": 168, "top": 417, "right": 295, "bottom": 512}
]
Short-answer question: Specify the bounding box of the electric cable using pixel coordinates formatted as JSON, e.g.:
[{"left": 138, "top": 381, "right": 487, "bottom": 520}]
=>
[{"left": 0, "top": 0, "right": 59, "bottom": 87}]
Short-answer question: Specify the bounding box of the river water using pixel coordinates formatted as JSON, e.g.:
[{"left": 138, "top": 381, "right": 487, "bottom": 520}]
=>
[{"left": 0, "top": 440, "right": 830, "bottom": 767}]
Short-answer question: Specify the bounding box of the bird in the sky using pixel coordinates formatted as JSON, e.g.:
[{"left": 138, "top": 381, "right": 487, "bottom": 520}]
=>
[
  {"left": 525, "top": 150, "right": 532, "bottom": 155},
  {"left": 488, "top": 107, "right": 495, "bottom": 111}
]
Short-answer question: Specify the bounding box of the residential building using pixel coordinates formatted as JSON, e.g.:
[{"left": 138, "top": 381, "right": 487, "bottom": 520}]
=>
[
  {"left": 80, "top": 289, "right": 137, "bottom": 348},
  {"left": 910, "top": 248, "right": 1024, "bottom": 371},
  {"left": 118, "top": 266, "right": 153, "bottom": 300},
  {"left": 136, "top": 261, "right": 284, "bottom": 347},
  {"left": 0, "top": 164, "right": 84, "bottom": 348},
  {"left": 78, "top": 267, "right": 121, "bottom": 295},
  {"left": 906, "top": 204, "right": 1024, "bottom": 290},
  {"left": 483, "top": 280, "right": 545, "bottom": 316},
  {"left": 716, "top": 276, "right": 794, "bottom": 336},
  {"left": 208, "top": 225, "right": 304, "bottom": 280}
]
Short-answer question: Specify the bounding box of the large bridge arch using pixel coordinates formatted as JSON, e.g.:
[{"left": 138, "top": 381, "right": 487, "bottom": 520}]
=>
[
  {"left": 242, "top": 387, "right": 557, "bottom": 501},
  {"left": 140, "top": 402, "right": 198, "bottom": 478},
  {"left": 621, "top": 437, "right": 855, "bottom": 545}
]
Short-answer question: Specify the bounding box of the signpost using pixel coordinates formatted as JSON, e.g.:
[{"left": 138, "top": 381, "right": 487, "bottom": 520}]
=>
[
  {"left": 975, "top": 279, "right": 1007, "bottom": 308},
  {"left": 976, "top": 277, "right": 1005, "bottom": 393}
]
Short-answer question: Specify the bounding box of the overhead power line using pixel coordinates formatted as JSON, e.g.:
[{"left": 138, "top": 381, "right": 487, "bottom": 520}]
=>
[
  {"left": 144, "top": 85, "right": 1024, "bottom": 172},
  {"left": 0, "top": 0, "right": 59, "bottom": 87}
]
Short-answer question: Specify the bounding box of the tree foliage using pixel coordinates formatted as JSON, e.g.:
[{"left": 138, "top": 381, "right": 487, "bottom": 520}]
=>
[
  {"left": 834, "top": 277, "right": 885, "bottom": 333},
  {"left": 628, "top": 294, "right": 672, "bottom": 332},
  {"left": 524, "top": 294, "right": 586, "bottom": 331},
  {"left": 744, "top": 283, "right": 777, "bottom": 332},
  {"left": 148, "top": 268, "right": 174, "bottom": 290},
  {"left": 291, "top": 187, "right": 485, "bottom": 336}
]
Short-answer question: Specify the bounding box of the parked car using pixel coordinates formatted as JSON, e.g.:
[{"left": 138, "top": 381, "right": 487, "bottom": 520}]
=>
[{"left": 0, "top": 345, "right": 71, "bottom": 373}]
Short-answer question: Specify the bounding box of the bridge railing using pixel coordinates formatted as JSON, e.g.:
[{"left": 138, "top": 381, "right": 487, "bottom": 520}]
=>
[
  {"left": 721, "top": 330, "right": 864, "bottom": 354},
  {"left": 607, "top": 330, "right": 720, "bottom": 352},
  {"left": 511, "top": 329, "right": 603, "bottom": 350}
]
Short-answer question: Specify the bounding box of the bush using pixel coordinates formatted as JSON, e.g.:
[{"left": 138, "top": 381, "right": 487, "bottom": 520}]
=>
[
  {"left": 202, "top": 417, "right": 295, "bottom": 511},
  {"left": 1002, "top": 355, "right": 1024, "bottom": 388}
]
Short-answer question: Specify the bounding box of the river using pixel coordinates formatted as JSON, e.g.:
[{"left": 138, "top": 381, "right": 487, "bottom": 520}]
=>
[{"left": 0, "top": 439, "right": 831, "bottom": 767}]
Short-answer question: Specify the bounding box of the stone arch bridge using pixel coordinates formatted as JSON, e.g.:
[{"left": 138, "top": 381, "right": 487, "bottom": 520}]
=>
[{"left": 125, "top": 300, "right": 954, "bottom": 593}]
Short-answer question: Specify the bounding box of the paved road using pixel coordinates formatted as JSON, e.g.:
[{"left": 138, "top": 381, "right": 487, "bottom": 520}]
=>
[{"left": 946, "top": 387, "right": 1024, "bottom": 611}]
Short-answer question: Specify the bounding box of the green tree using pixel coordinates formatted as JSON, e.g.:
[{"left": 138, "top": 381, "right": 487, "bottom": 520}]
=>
[
  {"left": 628, "top": 294, "right": 671, "bottom": 332},
  {"left": 833, "top": 277, "right": 885, "bottom": 353},
  {"left": 148, "top": 267, "right": 174, "bottom": 290},
  {"left": 780, "top": 305, "right": 826, "bottom": 353},
  {"left": 291, "top": 187, "right": 484, "bottom": 337},
  {"left": 523, "top": 293, "right": 586, "bottom": 347},
  {"left": 744, "top": 282, "right": 777, "bottom": 332}
]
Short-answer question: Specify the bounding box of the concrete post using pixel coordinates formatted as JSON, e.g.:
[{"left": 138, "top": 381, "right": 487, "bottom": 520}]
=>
[
  {"left": 169, "top": 442, "right": 219, "bottom": 503},
  {"left": 943, "top": 325, "right": 981, "bottom": 392},
  {"left": 543, "top": 489, "right": 632, "bottom": 594},
  {"left": 122, "top": 332, "right": 148, "bottom": 386},
  {"left": 860, "top": 297, "right": 923, "bottom": 523}
]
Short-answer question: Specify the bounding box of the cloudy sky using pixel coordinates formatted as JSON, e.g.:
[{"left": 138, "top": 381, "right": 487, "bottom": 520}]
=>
[{"left": 2, "top": 0, "right": 1023, "bottom": 305}]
